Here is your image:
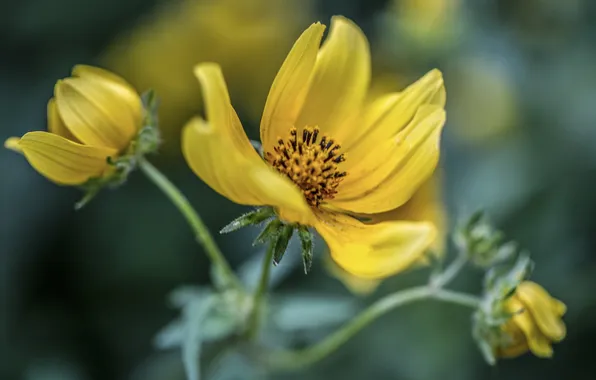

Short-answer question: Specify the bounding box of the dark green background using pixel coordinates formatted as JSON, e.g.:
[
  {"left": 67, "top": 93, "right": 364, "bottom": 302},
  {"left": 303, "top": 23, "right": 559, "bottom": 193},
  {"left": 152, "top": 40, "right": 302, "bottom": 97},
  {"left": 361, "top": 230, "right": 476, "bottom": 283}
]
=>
[{"left": 1, "top": 0, "right": 595, "bottom": 379}]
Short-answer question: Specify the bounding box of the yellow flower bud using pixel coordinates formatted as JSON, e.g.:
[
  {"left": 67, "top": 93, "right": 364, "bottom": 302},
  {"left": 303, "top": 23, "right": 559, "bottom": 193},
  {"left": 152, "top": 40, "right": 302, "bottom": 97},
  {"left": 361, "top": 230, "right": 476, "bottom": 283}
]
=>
[
  {"left": 5, "top": 65, "right": 142, "bottom": 186},
  {"left": 497, "top": 281, "right": 567, "bottom": 358}
]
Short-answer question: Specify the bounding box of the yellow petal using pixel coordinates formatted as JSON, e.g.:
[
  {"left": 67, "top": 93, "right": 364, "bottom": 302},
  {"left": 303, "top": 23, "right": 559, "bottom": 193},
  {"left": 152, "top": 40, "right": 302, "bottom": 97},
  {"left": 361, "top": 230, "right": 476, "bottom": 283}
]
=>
[
  {"left": 12, "top": 131, "right": 116, "bottom": 185},
  {"left": 315, "top": 212, "right": 436, "bottom": 279},
  {"left": 55, "top": 68, "right": 141, "bottom": 151},
  {"left": 498, "top": 320, "right": 530, "bottom": 358},
  {"left": 507, "top": 298, "right": 554, "bottom": 358},
  {"left": 552, "top": 298, "right": 567, "bottom": 316},
  {"left": 73, "top": 65, "right": 137, "bottom": 89},
  {"left": 72, "top": 65, "right": 143, "bottom": 129},
  {"left": 47, "top": 98, "right": 79, "bottom": 141},
  {"left": 295, "top": 16, "right": 370, "bottom": 139},
  {"left": 361, "top": 175, "right": 447, "bottom": 254},
  {"left": 5, "top": 137, "right": 22, "bottom": 153},
  {"left": 260, "top": 22, "right": 326, "bottom": 153},
  {"left": 516, "top": 282, "right": 567, "bottom": 341},
  {"left": 182, "top": 64, "right": 314, "bottom": 225},
  {"left": 342, "top": 69, "right": 445, "bottom": 152},
  {"left": 331, "top": 105, "right": 446, "bottom": 213},
  {"left": 497, "top": 340, "right": 530, "bottom": 359},
  {"left": 324, "top": 252, "right": 380, "bottom": 295}
]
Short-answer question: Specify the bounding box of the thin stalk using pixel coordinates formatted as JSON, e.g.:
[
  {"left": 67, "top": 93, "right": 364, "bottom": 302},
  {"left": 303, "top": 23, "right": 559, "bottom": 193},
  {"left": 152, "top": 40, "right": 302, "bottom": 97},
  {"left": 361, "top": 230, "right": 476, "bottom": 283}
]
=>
[
  {"left": 431, "top": 288, "right": 482, "bottom": 309},
  {"left": 138, "top": 158, "right": 242, "bottom": 291},
  {"left": 431, "top": 253, "right": 468, "bottom": 289},
  {"left": 265, "top": 286, "right": 431, "bottom": 370},
  {"left": 246, "top": 243, "right": 276, "bottom": 339},
  {"left": 264, "top": 252, "right": 480, "bottom": 371}
]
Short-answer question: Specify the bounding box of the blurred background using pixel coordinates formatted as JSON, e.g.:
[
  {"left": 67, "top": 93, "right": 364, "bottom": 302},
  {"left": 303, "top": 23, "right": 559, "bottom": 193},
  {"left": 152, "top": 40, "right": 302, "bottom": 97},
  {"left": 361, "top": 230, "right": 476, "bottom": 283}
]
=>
[{"left": 1, "top": 0, "right": 595, "bottom": 378}]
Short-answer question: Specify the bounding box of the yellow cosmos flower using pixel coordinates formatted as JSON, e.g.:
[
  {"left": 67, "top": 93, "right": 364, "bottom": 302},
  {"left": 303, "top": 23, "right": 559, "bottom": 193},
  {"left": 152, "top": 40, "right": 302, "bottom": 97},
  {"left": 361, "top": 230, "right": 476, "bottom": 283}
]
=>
[
  {"left": 182, "top": 17, "right": 446, "bottom": 279},
  {"left": 497, "top": 281, "right": 567, "bottom": 358},
  {"left": 4, "top": 66, "right": 142, "bottom": 186},
  {"left": 326, "top": 176, "right": 447, "bottom": 294}
]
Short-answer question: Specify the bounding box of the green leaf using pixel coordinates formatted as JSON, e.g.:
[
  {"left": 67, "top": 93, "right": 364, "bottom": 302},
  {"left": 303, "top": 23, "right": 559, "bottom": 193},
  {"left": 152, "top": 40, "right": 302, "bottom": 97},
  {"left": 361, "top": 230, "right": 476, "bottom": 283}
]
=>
[
  {"left": 220, "top": 207, "right": 275, "bottom": 234},
  {"left": 298, "top": 227, "right": 313, "bottom": 274},
  {"left": 182, "top": 296, "right": 218, "bottom": 380},
  {"left": 271, "top": 294, "right": 357, "bottom": 331},
  {"left": 168, "top": 286, "right": 209, "bottom": 308},
  {"left": 273, "top": 224, "right": 294, "bottom": 265},
  {"left": 466, "top": 210, "right": 485, "bottom": 230},
  {"left": 253, "top": 219, "right": 283, "bottom": 246}
]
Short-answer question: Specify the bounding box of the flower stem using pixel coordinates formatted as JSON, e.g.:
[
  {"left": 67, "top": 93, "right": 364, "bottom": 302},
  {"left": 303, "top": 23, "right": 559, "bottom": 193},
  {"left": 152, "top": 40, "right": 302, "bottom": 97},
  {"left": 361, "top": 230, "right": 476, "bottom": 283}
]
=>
[
  {"left": 265, "top": 286, "right": 431, "bottom": 370},
  {"left": 246, "top": 242, "right": 276, "bottom": 339},
  {"left": 431, "top": 253, "right": 468, "bottom": 289},
  {"left": 432, "top": 288, "right": 482, "bottom": 309},
  {"left": 264, "top": 252, "right": 480, "bottom": 371},
  {"left": 264, "top": 286, "right": 481, "bottom": 370},
  {"left": 138, "top": 158, "right": 243, "bottom": 291}
]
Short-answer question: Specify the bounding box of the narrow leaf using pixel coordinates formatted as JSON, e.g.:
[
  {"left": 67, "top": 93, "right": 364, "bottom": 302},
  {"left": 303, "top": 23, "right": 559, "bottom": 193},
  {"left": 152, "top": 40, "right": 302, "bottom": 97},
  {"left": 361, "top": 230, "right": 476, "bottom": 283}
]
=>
[
  {"left": 220, "top": 207, "right": 275, "bottom": 234},
  {"left": 273, "top": 225, "right": 294, "bottom": 265},
  {"left": 298, "top": 227, "right": 313, "bottom": 274},
  {"left": 253, "top": 219, "right": 282, "bottom": 246}
]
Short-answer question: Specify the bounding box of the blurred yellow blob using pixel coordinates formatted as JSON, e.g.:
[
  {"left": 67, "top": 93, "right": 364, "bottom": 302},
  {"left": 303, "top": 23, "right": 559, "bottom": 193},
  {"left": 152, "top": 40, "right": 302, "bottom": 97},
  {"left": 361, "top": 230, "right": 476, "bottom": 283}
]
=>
[
  {"left": 393, "top": 0, "right": 463, "bottom": 49},
  {"left": 449, "top": 56, "right": 519, "bottom": 143},
  {"left": 102, "top": 0, "right": 313, "bottom": 152},
  {"left": 5, "top": 66, "right": 142, "bottom": 185},
  {"left": 498, "top": 281, "right": 567, "bottom": 358}
]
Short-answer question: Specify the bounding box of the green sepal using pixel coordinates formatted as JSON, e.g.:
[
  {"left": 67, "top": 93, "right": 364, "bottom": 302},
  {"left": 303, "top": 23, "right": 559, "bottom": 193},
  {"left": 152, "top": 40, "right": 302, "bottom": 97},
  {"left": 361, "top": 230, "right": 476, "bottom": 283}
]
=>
[
  {"left": 273, "top": 224, "right": 294, "bottom": 265},
  {"left": 75, "top": 181, "right": 101, "bottom": 210},
  {"left": 254, "top": 219, "right": 283, "bottom": 246},
  {"left": 472, "top": 310, "right": 498, "bottom": 366},
  {"left": 456, "top": 211, "right": 519, "bottom": 268},
  {"left": 220, "top": 207, "right": 275, "bottom": 234},
  {"left": 298, "top": 226, "right": 314, "bottom": 274}
]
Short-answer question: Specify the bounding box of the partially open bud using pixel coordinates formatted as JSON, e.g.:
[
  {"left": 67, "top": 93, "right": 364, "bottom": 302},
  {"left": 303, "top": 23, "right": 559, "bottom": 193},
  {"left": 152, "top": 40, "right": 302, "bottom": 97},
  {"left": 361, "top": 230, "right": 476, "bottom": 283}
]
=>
[
  {"left": 473, "top": 254, "right": 566, "bottom": 364},
  {"left": 496, "top": 281, "right": 566, "bottom": 358},
  {"left": 5, "top": 65, "right": 160, "bottom": 208}
]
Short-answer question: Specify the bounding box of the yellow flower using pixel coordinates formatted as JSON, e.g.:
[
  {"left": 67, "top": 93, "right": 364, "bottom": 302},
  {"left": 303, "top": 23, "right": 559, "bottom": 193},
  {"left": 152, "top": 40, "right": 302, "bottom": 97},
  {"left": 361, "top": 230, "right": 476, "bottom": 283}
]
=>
[
  {"left": 326, "top": 175, "right": 447, "bottom": 294},
  {"left": 5, "top": 66, "right": 142, "bottom": 186},
  {"left": 182, "top": 17, "right": 446, "bottom": 279},
  {"left": 497, "top": 281, "right": 567, "bottom": 358},
  {"left": 102, "top": 0, "right": 314, "bottom": 152}
]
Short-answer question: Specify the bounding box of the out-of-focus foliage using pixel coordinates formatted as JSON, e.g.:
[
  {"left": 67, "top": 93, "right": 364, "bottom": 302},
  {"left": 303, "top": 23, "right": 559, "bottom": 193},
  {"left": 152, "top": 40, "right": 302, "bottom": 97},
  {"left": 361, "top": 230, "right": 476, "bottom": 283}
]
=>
[
  {"left": 102, "top": 0, "right": 314, "bottom": 154},
  {"left": 2, "top": 0, "right": 596, "bottom": 379}
]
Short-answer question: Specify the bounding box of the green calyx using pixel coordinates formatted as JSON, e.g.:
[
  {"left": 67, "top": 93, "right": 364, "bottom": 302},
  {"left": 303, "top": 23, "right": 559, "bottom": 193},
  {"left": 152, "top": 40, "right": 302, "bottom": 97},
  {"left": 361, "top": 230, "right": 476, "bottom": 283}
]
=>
[
  {"left": 455, "top": 211, "right": 517, "bottom": 268},
  {"left": 224, "top": 209, "right": 316, "bottom": 273},
  {"left": 220, "top": 207, "right": 276, "bottom": 234}
]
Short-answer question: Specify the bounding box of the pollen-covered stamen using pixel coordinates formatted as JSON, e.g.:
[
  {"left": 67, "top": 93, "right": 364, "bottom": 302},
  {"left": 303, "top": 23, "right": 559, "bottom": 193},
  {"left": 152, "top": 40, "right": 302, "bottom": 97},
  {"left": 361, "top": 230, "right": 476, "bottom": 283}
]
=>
[{"left": 265, "top": 126, "right": 348, "bottom": 207}]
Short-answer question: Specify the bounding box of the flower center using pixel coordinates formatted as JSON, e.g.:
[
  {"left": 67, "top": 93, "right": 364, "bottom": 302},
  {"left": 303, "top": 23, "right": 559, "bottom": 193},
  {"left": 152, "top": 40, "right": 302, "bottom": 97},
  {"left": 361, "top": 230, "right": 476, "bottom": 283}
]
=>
[{"left": 265, "top": 126, "right": 347, "bottom": 207}]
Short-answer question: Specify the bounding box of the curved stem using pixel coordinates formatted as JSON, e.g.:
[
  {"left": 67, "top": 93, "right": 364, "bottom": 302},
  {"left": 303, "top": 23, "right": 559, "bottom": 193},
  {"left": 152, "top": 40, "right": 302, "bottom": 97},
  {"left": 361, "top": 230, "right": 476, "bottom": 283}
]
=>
[
  {"left": 432, "top": 288, "right": 482, "bottom": 309},
  {"left": 246, "top": 243, "right": 276, "bottom": 339},
  {"left": 264, "top": 286, "right": 481, "bottom": 371},
  {"left": 266, "top": 286, "right": 431, "bottom": 370},
  {"left": 139, "top": 158, "right": 243, "bottom": 291},
  {"left": 431, "top": 253, "right": 468, "bottom": 289}
]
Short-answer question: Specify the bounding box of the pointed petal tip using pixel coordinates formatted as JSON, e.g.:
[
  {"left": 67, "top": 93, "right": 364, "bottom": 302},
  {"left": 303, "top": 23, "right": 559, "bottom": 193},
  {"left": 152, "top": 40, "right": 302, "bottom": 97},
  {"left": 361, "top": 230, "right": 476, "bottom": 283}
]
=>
[
  {"left": 4, "top": 137, "right": 22, "bottom": 153},
  {"left": 193, "top": 62, "right": 222, "bottom": 78},
  {"left": 329, "top": 15, "right": 359, "bottom": 31}
]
